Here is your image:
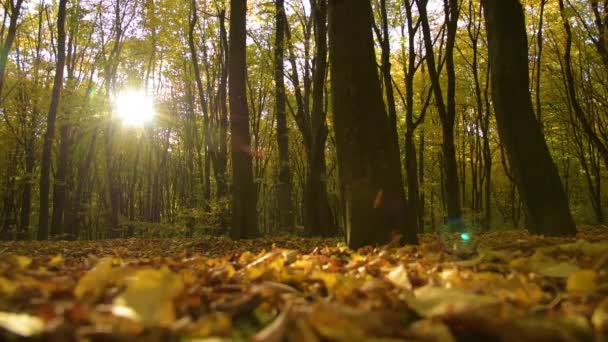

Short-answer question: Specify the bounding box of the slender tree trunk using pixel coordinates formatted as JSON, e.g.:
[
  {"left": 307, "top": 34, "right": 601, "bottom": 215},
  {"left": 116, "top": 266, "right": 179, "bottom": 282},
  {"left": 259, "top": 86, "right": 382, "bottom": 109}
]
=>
[
  {"left": 229, "top": 0, "right": 259, "bottom": 239},
  {"left": 419, "top": 0, "right": 463, "bottom": 231},
  {"left": 482, "top": 0, "right": 576, "bottom": 236},
  {"left": 305, "top": 0, "right": 336, "bottom": 236},
  {"left": 402, "top": 0, "right": 421, "bottom": 233},
  {"left": 274, "top": 0, "right": 295, "bottom": 232},
  {"left": 19, "top": 141, "right": 35, "bottom": 238},
  {"left": 65, "top": 131, "right": 98, "bottom": 238},
  {"left": 188, "top": 0, "right": 212, "bottom": 206},
  {"left": 558, "top": 0, "right": 608, "bottom": 172},
  {"left": 0, "top": 0, "right": 24, "bottom": 103},
  {"left": 328, "top": 0, "right": 416, "bottom": 248},
  {"left": 535, "top": 0, "right": 546, "bottom": 128},
  {"left": 216, "top": 9, "right": 229, "bottom": 199},
  {"left": 50, "top": 119, "right": 69, "bottom": 236},
  {"left": 38, "top": 0, "right": 67, "bottom": 240}
]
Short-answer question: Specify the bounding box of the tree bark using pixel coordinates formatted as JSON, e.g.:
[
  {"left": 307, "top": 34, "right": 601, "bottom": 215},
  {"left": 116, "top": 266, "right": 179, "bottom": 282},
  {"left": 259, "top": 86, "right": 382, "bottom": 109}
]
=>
[
  {"left": 274, "top": 0, "right": 295, "bottom": 232},
  {"left": 216, "top": 9, "right": 229, "bottom": 199},
  {"left": 188, "top": 0, "right": 211, "bottom": 206},
  {"left": 305, "top": 0, "right": 336, "bottom": 236},
  {"left": 38, "top": 0, "right": 67, "bottom": 240},
  {"left": 482, "top": 0, "right": 576, "bottom": 236},
  {"left": 229, "top": 0, "right": 259, "bottom": 239},
  {"left": 0, "top": 0, "right": 24, "bottom": 104},
  {"left": 418, "top": 0, "right": 463, "bottom": 231},
  {"left": 328, "top": 0, "right": 416, "bottom": 248}
]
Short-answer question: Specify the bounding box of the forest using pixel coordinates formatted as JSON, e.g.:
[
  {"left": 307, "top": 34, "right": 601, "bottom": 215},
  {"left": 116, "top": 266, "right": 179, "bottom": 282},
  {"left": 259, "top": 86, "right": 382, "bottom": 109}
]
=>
[{"left": 0, "top": 0, "right": 608, "bottom": 340}]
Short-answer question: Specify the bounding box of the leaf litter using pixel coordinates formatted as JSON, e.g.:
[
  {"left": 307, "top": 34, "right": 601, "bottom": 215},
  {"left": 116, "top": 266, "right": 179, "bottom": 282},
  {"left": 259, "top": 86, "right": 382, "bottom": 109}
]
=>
[{"left": 0, "top": 226, "right": 607, "bottom": 341}]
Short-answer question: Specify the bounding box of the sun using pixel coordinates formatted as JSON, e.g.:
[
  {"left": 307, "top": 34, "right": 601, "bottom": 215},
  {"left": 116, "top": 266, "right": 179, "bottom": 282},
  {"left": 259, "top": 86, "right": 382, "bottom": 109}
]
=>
[{"left": 113, "top": 89, "right": 156, "bottom": 127}]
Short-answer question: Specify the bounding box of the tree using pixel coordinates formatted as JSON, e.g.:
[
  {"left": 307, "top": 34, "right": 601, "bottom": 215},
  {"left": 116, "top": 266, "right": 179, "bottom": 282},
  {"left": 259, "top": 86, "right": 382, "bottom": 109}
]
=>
[
  {"left": 274, "top": 0, "right": 294, "bottom": 232},
  {"left": 0, "top": 0, "right": 24, "bottom": 103},
  {"left": 482, "top": 0, "right": 576, "bottom": 236},
  {"left": 38, "top": 0, "right": 68, "bottom": 240},
  {"left": 328, "top": 0, "right": 416, "bottom": 248},
  {"left": 418, "top": 0, "right": 463, "bottom": 231},
  {"left": 229, "top": 0, "right": 259, "bottom": 239}
]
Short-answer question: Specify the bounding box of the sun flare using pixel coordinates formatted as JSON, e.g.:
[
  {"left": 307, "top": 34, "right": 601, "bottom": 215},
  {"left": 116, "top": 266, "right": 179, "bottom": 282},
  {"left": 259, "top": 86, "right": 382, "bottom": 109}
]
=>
[{"left": 113, "top": 90, "right": 156, "bottom": 127}]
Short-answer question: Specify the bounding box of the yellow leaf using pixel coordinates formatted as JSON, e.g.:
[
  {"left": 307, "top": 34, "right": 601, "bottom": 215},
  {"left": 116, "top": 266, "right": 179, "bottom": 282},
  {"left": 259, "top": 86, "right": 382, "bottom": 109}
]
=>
[
  {"left": 386, "top": 264, "right": 412, "bottom": 291},
  {"left": 49, "top": 255, "right": 64, "bottom": 266},
  {"left": 0, "top": 312, "right": 44, "bottom": 337},
  {"left": 567, "top": 270, "right": 598, "bottom": 293},
  {"left": 74, "top": 258, "right": 116, "bottom": 301},
  {"left": 592, "top": 299, "right": 608, "bottom": 333},
  {"left": 13, "top": 256, "right": 32, "bottom": 269},
  {"left": 311, "top": 270, "right": 340, "bottom": 289},
  {"left": 112, "top": 266, "right": 184, "bottom": 326},
  {"left": 0, "top": 277, "right": 18, "bottom": 295}
]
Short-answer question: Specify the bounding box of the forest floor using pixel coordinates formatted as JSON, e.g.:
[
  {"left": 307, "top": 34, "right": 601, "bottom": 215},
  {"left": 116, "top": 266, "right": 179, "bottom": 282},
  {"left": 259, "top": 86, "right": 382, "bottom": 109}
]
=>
[{"left": 1, "top": 226, "right": 608, "bottom": 341}]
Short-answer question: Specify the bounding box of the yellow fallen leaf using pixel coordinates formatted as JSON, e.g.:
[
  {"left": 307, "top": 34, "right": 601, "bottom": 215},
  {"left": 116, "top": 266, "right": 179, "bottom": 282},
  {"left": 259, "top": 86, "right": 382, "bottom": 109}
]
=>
[
  {"left": 409, "top": 286, "right": 501, "bottom": 318},
  {"left": 0, "top": 312, "right": 44, "bottom": 337},
  {"left": 13, "top": 255, "right": 32, "bottom": 269},
  {"left": 112, "top": 266, "right": 184, "bottom": 326},
  {"left": 0, "top": 277, "right": 18, "bottom": 295},
  {"left": 311, "top": 270, "right": 340, "bottom": 289},
  {"left": 567, "top": 270, "right": 598, "bottom": 293},
  {"left": 386, "top": 264, "right": 412, "bottom": 291},
  {"left": 592, "top": 299, "right": 608, "bottom": 333},
  {"left": 49, "top": 255, "right": 64, "bottom": 266},
  {"left": 74, "top": 258, "right": 116, "bottom": 301}
]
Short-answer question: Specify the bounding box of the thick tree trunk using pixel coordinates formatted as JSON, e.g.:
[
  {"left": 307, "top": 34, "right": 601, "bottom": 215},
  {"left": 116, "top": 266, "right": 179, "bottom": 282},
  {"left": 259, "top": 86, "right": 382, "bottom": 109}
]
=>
[
  {"left": 482, "top": 0, "right": 576, "bottom": 236},
  {"left": 274, "top": 0, "right": 295, "bottom": 232},
  {"left": 229, "top": 0, "right": 259, "bottom": 239},
  {"left": 328, "top": 0, "right": 415, "bottom": 248},
  {"left": 38, "top": 0, "right": 67, "bottom": 240}
]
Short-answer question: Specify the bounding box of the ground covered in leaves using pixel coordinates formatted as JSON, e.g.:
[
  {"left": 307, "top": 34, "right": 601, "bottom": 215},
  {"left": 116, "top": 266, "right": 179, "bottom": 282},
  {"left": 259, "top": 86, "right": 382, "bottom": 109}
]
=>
[{"left": 1, "top": 226, "right": 608, "bottom": 341}]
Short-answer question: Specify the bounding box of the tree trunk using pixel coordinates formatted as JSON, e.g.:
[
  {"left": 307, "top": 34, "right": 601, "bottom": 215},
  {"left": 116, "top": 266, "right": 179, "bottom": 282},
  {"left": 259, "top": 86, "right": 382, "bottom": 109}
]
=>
[
  {"left": 419, "top": 0, "right": 463, "bottom": 231},
  {"left": 216, "top": 9, "right": 229, "bottom": 199},
  {"left": 274, "top": 0, "right": 295, "bottom": 232},
  {"left": 38, "top": 0, "right": 67, "bottom": 240},
  {"left": 482, "top": 0, "right": 576, "bottom": 236},
  {"left": 229, "top": 0, "right": 259, "bottom": 239},
  {"left": 305, "top": 0, "right": 336, "bottom": 236},
  {"left": 188, "top": 0, "right": 211, "bottom": 206},
  {"left": 0, "top": 0, "right": 24, "bottom": 104},
  {"left": 50, "top": 120, "right": 69, "bottom": 236},
  {"left": 328, "top": 0, "right": 415, "bottom": 248}
]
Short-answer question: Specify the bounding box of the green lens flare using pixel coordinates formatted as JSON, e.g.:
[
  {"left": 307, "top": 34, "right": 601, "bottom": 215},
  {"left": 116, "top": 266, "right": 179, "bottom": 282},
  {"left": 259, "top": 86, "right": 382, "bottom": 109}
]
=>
[{"left": 460, "top": 232, "right": 471, "bottom": 241}]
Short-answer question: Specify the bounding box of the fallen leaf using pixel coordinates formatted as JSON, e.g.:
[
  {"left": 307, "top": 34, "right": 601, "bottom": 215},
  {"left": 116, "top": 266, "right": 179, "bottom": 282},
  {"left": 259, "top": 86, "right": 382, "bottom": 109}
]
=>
[
  {"left": 408, "top": 285, "right": 501, "bottom": 318},
  {"left": 74, "top": 257, "right": 116, "bottom": 301},
  {"left": 13, "top": 255, "right": 32, "bottom": 269},
  {"left": 592, "top": 299, "right": 608, "bottom": 333},
  {"left": 386, "top": 264, "right": 412, "bottom": 291},
  {"left": 0, "top": 277, "right": 18, "bottom": 295},
  {"left": 49, "top": 255, "right": 64, "bottom": 266},
  {"left": 0, "top": 312, "right": 44, "bottom": 337},
  {"left": 112, "top": 266, "right": 184, "bottom": 326},
  {"left": 566, "top": 270, "right": 598, "bottom": 293}
]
